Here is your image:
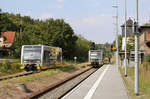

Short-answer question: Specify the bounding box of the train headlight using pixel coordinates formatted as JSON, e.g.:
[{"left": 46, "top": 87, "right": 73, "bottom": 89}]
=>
[
  {"left": 99, "top": 62, "right": 102, "bottom": 65},
  {"left": 37, "top": 66, "right": 40, "bottom": 70},
  {"left": 24, "top": 61, "right": 27, "bottom": 63},
  {"left": 36, "top": 61, "right": 40, "bottom": 63},
  {"left": 20, "top": 66, "right": 24, "bottom": 69},
  {"left": 88, "top": 62, "right": 91, "bottom": 65}
]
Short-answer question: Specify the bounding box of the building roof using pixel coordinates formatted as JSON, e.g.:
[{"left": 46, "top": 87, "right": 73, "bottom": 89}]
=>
[
  {"left": 121, "top": 18, "right": 133, "bottom": 27},
  {"left": 140, "top": 25, "right": 150, "bottom": 29},
  {"left": 139, "top": 25, "right": 150, "bottom": 33},
  {"left": 1, "top": 32, "right": 16, "bottom": 43}
]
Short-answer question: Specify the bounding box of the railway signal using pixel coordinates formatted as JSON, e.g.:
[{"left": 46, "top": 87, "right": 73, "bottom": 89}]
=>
[
  {"left": 91, "top": 42, "right": 95, "bottom": 50},
  {"left": 111, "top": 45, "right": 117, "bottom": 52}
]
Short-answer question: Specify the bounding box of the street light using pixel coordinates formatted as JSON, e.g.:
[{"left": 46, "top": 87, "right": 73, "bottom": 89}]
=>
[
  {"left": 112, "top": 4, "right": 119, "bottom": 70},
  {"left": 112, "top": 5, "right": 118, "bottom": 8},
  {"left": 134, "top": 0, "right": 139, "bottom": 95},
  {"left": 124, "top": 0, "right": 127, "bottom": 77}
]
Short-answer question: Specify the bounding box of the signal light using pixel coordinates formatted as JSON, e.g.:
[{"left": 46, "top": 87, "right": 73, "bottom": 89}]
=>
[
  {"left": 112, "top": 47, "right": 117, "bottom": 51},
  {"left": 111, "top": 45, "right": 117, "bottom": 52}
]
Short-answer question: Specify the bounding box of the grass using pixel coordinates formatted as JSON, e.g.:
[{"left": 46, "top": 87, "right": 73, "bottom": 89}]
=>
[
  {"left": 58, "top": 65, "right": 76, "bottom": 71},
  {"left": 0, "top": 60, "right": 76, "bottom": 77},
  {"left": 120, "top": 64, "right": 150, "bottom": 99},
  {"left": 0, "top": 61, "right": 21, "bottom": 76},
  {"left": 0, "top": 72, "right": 5, "bottom": 76},
  {"left": 0, "top": 56, "right": 17, "bottom": 59},
  {"left": 0, "top": 60, "right": 88, "bottom": 84},
  {"left": 2, "top": 65, "right": 77, "bottom": 84}
]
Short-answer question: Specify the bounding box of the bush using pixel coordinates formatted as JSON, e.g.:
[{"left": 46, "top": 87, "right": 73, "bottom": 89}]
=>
[
  {"left": 142, "top": 54, "right": 150, "bottom": 71},
  {"left": 143, "top": 62, "right": 149, "bottom": 71},
  {"left": 0, "top": 61, "right": 21, "bottom": 74},
  {"left": 11, "top": 62, "right": 21, "bottom": 73},
  {"left": 145, "top": 54, "right": 150, "bottom": 62},
  {"left": 0, "top": 61, "right": 11, "bottom": 73}
]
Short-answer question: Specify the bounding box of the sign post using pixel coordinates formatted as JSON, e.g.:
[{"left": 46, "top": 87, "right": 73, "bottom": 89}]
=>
[{"left": 74, "top": 56, "right": 77, "bottom": 63}]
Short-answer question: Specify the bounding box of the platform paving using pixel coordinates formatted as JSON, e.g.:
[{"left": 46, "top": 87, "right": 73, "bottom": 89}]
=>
[{"left": 62, "top": 64, "right": 129, "bottom": 99}]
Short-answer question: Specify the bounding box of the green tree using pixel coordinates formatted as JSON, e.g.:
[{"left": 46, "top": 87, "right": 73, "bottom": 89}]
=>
[
  {"left": 112, "top": 35, "right": 122, "bottom": 51},
  {"left": 127, "top": 34, "right": 135, "bottom": 51},
  {"left": 0, "top": 13, "right": 17, "bottom": 33},
  {"left": 1, "top": 11, "right": 96, "bottom": 61},
  {"left": 74, "top": 35, "right": 91, "bottom": 62}
]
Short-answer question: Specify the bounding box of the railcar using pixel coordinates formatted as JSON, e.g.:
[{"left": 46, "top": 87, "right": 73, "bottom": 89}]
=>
[
  {"left": 88, "top": 50, "right": 104, "bottom": 67},
  {"left": 104, "top": 57, "right": 110, "bottom": 64},
  {"left": 20, "top": 45, "right": 62, "bottom": 71}
]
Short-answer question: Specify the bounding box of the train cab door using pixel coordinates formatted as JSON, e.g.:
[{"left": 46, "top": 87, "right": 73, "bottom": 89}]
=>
[{"left": 43, "top": 50, "right": 50, "bottom": 66}]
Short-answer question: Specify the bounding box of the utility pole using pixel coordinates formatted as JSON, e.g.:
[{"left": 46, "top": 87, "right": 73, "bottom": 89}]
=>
[
  {"left": 134, "top": 0, "right": 139, "bottom": 95},
  {"left": 124, "top": 0, "right": 127, "bottom": 77},
  {"left": 112, "top": 2, "right": 119, "bottom": 70},
  {"left": 116, "top": 4, "right": 119, "bottom": 71}
]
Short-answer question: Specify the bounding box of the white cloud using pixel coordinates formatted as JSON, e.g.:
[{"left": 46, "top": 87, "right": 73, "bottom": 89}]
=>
[
  {"left": 56, "top": 0, "right": 64, "bottom": 3},
  {"left": 142, "top": 0, "right": 148, "bottom": 2},
  {"left": 36, "top": 13, "right": 125, "bottom": 43},
  {"left": 66, "top": 14, "right": 124, "bottom": 43},
  {"left": 48, "top": 5, "right": 63, "bottom": 9},
  {"left": 24, "top": 11, "right": 32, "bottom": 16},
  {"left": 66, "top": 14, "right": 150, "bottom": 43},
  {"left": 38, "top": 13, "right": 67, "bottom": 20},
  {"left": 38, "top": 13, "right": 56, "bottom": 20}
]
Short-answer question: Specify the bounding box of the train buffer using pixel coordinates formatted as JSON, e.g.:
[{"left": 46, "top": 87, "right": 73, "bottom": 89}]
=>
[{"left": 62, "top": 64, "right": 129, "bottom": 99}]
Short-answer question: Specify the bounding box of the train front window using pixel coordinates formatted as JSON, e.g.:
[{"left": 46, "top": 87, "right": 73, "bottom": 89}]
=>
[
  {"left": 23, "top": 46, "right": 41, "bottom": 61},
  {"left": 90, "top": 51, "right": 101, "bottom": 62}
]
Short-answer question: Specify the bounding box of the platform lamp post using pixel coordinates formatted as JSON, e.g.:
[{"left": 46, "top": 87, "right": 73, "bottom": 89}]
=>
[
  {"left": 112, "top": 4, "right": 119, "bottom": 70},
  {"left": 134, "top": 0, "right": 139, "bottom": 95},
  {"left": 124, "top": 0, "right": 127, "bottom": 77}
]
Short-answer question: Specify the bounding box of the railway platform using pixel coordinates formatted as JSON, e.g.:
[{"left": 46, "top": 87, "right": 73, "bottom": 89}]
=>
[{"left": 62, "top": 64, "right": 129, "bottom": 99}]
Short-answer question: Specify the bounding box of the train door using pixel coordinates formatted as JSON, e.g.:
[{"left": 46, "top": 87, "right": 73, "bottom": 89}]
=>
[{"left": 43, "top": 50, "right": 50, "bottom": 66}]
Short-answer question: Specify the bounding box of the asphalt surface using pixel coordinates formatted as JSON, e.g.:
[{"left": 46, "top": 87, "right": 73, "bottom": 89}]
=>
[{"left": 62, "top": 64, "right": 129, "bottom": 99}]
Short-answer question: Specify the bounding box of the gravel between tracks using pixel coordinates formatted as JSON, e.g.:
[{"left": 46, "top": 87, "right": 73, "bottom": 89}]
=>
[
  {"left": 32, "top": 68, "right": 96, "bottom": 99},
  {"left": 0, "top": 63, "right": 91, "bottom": 99}
]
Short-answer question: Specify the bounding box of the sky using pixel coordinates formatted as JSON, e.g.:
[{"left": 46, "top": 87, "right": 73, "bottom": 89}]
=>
[{"left": 0, "top": 0, "right": 150, "bottom": 44}]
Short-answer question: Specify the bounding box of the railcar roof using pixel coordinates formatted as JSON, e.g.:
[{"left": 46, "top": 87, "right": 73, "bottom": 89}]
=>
[
  {"left": 22, "top": 45, "right": 62, "bottom": 49},
  {"left": 89, "top": 50, "right": 101, "bottom": 51}
]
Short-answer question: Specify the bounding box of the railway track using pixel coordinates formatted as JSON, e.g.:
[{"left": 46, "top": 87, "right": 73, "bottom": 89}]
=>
[
  {"left": 0, "top": 64, "right": 79, "bottom": 81},
  {"left": 25, "top": 67, "right": 98, "bottom": 99},
  {"left": 0, "top": 71, "right": 34, "bottom": 81},
  {"left": 0, "top": 64, "right": 73, "bottom": 81}
]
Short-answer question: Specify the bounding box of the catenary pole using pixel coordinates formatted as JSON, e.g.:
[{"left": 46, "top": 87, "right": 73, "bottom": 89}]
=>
[
  {"left": 134, "top": 0, "right": 139, "bottom": 95},
  {"left": 116, "top": 3, "right": 119, "bottom": 71},
  {"left": 112, "top": 1, "right": 119, "bottom": 71},
  {"left": 124, "top": 0, "right": 127, "bottom": 77}
]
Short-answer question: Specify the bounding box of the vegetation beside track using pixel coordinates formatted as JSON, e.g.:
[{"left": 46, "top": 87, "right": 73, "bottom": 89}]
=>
[
  {"left": 0, "top": 61, "right": 21, "bottom": 76},
  {"left": 1, "top": 63, "right": 88, "bottom": 84},
  {"left": 120, "top": 63, "right": 150, "bottom": 99},
  {"left": 0, "top": 60, "right": 85, "bottom": 77}
]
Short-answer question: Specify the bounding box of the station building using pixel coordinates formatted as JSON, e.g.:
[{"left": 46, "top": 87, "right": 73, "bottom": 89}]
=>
[
  {"left": 121, "top": 18, "right": 133, "bottom": 51},
  {"left": 120, "top": 19, "right": 150, "bottom": 65},
  {"left": 139, "top": 25, "right": 150, "bottom": 55}
]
